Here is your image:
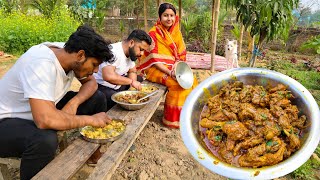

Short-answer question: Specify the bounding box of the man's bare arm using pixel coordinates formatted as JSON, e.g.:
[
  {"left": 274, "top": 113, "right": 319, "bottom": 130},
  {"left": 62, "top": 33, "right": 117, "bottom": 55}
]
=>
[
  {"left": 30, "top": 98, "right": 111, "bottom": 130},
  {"left": 102, "top": 66, "right": 133, "bottom": 85}
]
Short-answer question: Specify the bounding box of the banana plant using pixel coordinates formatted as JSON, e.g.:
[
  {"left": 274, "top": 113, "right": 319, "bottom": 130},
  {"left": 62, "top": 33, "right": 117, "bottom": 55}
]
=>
[
  {"left": 181, "top": 14, "right": 197, "bottom": 42},
  {"left": 31, "top": 0, "right": 64, "bottom": 18}
]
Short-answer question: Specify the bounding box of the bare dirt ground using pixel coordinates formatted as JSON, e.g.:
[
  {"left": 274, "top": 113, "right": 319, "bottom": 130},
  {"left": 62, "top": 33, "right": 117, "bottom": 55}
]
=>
[
  {"left": 1, "top": 52, "right": 319, "bottom": 180},
  {"left": 73, "top": 104, "right": 227, "bottom": 180}
]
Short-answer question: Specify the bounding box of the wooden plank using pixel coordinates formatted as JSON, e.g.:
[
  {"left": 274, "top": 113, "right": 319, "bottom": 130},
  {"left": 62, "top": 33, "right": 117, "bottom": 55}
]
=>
[
  {"left": 32, "top": 139, "right": 100, "bottom": 180},
  {"left": 0, "top": 164, "right": 10, "bottom": 180},
  {"left": 32, "top": 81, "right": 166, "bottom": 180},
  {"left": 87, "top": 82, "right": 166, "bottom": 180},
  {"left": 0, "top": 157, "right": 20, "bottom": 180}
]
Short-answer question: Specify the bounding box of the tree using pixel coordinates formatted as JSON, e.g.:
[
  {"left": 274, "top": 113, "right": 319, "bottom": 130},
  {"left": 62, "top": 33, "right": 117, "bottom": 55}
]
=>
[
  {"left": 144, "top": 0, "right": 147, "bottom": 31},
  {"left": 294, "top": 5, "right": 313, "bottom": 27},
  {"left": 226, "top": 0, "right": 299, "bottom": 67},
  {"left": 0, "top": 0, "right": 20, "bottom": 13}
]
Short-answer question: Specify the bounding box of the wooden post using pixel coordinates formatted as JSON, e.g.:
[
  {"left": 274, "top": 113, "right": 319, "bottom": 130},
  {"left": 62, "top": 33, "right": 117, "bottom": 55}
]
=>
[
  {"left": 144, "top": 0, "right": 148, "bottom": 32},
  {"left": 239, "top": 24, "right": 244, "bottom": 62},
  {"left": 157, "top": 0, "right": 163, "bottom": 7},
  {"left": 210, "top": 1, "right": 215, "bottom": 72},
  {"left": 210, "top": 0, "right": 221, "bottom": 72},
  {"left": 179, "top": 0, "right": 182, "bottom": 20}
]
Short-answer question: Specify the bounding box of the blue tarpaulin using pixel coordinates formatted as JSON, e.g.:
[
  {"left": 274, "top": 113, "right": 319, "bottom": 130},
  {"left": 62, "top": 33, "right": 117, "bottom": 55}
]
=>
[{"left": 82, "top": 0, "right": 96, "bottom": 9}]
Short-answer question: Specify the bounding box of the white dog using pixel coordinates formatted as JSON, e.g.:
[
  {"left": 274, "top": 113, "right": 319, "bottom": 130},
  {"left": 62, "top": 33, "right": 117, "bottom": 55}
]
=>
[{"left": 225, "top": 39, "right": 239, "bottom": 69}]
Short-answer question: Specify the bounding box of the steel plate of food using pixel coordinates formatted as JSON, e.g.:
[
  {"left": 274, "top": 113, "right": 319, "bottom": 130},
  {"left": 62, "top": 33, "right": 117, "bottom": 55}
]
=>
[
  {"left": 129, "top": 84, "right": 159, "bottom": 93},
  {"left": 141, "top": 84, "right": 159, "bottom": 93},
  {"left": 111, "top": 90, "right": 151, "bottom": 110},
  {"left": 180, "top": 68, "right": 320, "bottom": 179},
  {"left": 80, "top": 119, "right": 126, "bottom": 143}
]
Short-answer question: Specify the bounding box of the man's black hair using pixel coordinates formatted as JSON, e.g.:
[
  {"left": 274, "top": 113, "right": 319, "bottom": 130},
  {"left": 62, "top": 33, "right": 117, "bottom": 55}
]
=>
[
  {"left": 126, "top": 29, "right": 152, "bottom": 45},
  {"left": 158, "top": 3, "right": 176, "bottom": 18},
  {"left": 64, "top": 25, "right": 114, "bottom": 63}
]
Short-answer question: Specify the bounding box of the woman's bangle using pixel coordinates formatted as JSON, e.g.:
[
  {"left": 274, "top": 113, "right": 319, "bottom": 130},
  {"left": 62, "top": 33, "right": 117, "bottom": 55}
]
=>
[{"left": 170, "top": 70, "right": 174, "bottom": 77}]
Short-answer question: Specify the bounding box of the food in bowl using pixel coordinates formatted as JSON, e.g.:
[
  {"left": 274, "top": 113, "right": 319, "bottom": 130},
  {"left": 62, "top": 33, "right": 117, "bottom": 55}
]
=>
[
  {"left": 81, "top": 120, "right": 125, "bottom": 139},
  {"left": 180, "top": 68, "right": 320, "bottom": 179},
  {"left": 199, "top": 81, "right": 307, "bottom": 168},
  {"left": 129, "top": 84, "right": 159, "bottom": 93},
  {"left": 115, "top": 91, "right": 149, "bottom": 104},
  {"left": 111, "top": 91, "right": 151, "bottom": 110},
  {"left": 141, "top": 85, "right": 158, "bottom": 93}
]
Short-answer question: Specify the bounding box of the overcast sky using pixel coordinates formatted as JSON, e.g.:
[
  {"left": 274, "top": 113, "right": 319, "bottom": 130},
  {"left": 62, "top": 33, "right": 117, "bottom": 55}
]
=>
[{"left": 300, "top": 0, "right": 320, "bottom": 12}]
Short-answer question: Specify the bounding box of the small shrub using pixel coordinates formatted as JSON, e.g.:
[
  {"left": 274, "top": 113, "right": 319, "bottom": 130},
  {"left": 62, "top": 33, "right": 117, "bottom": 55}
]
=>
[
  {"left": 186, "top": 40, "right": 206, "bottom": 53},
  {"left": 292, "top": 156, "right": 320, "bottom": 180},
  {"left": 0, "top": 7, "right": 80, "bottom": 54},
  {"left": 301, "top": 35, "right": 320, "bottom": 54}
]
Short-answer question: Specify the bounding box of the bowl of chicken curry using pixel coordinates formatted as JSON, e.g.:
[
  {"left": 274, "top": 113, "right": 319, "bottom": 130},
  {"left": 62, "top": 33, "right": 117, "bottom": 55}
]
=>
[
  {"left": 111, "top": 90, "right": 151, "bottom": 110},
  {"left": 180, "top": 68, "right": 320, "bottom": 179}
]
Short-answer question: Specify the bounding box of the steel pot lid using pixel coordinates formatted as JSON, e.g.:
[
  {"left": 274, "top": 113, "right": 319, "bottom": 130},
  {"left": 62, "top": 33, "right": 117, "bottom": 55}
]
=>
[{"left": 175, "top": 61, "right": 194, "bottom": 89}]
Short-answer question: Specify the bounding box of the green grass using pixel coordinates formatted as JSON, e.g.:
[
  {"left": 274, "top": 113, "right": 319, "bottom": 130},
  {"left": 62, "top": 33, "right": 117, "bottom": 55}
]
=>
[{"left": 264, "top": 60, "right": 320, "bottom": 106}]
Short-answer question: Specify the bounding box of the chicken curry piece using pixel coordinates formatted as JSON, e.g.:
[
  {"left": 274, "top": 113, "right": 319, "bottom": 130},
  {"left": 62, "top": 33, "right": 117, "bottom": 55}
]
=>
[{"left": 200, "top": 81, "right": 307, "bottom": 168}]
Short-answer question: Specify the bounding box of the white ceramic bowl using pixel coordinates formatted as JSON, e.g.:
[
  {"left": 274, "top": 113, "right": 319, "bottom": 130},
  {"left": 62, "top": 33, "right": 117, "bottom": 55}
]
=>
[{"left": 180, "top": 68, "right": 320, "bottom": 179}]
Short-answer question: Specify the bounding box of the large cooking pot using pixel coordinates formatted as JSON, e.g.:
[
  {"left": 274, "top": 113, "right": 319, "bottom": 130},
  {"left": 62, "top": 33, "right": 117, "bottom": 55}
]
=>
[{"left": 180, "top": 68, "right": 320, "bottom": 179}]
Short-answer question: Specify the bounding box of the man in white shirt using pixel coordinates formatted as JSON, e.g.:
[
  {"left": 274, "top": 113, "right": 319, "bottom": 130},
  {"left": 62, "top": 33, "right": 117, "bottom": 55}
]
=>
[
  {"left": 0, "top": 25, "right": 114, "bottom": 180},
  {"left": 94, "top": 29, "right": 152, "bottom": 110}
]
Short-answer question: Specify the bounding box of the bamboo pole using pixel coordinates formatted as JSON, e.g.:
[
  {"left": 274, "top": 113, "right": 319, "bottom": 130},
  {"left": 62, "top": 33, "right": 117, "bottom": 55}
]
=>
[
  {"left": 157, "top": 0, "right": 163, "bottom": 7},
  {"left": 239, "top": 24, "right": 244, "bottom": 62},
  {"left": 179, "top": 0, "right": 182, "bottom": 20},
  {"left": 144, "top": 0, "right": 148, "bottom": 32},
  {"left": 210, "top": 0, "right": 221, "bottom": 72}
]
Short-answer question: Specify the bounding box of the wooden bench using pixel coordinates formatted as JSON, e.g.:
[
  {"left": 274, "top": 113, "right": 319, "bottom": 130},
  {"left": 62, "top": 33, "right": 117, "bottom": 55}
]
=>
[{"left": 31, "top": 81, "right": 166, "bottom": 180}]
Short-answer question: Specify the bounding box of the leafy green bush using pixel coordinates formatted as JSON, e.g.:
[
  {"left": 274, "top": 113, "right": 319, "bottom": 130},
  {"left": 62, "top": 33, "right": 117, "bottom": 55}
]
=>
[
  {"left": 68, "top": 0, "right": 110, "bottom": 32},
  {"left": 301, "top": 35, "right": 320, "bottom": 54},
  {"left": 0, "top": 7, "right": 80, "bottom": 54},
  {"left": 266, "top": 60, "right": 320, "bottom": 90}
]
